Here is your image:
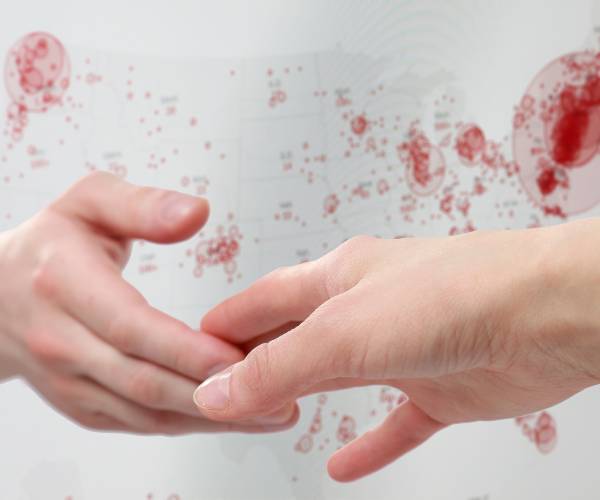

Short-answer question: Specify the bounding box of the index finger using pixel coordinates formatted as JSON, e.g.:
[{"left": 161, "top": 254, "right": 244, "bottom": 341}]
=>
[
  {"left": 201, "top": 261, "right": 330, "bottom": 343},
  {"left": 201, "top": 235, "right": 378, "bottom": 343}
]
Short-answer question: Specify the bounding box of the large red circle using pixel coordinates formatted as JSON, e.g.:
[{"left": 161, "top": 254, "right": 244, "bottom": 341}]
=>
[
  {"left": 514, "top": 51, "right": 600, "bottom": 215},
  {"left": 4, "top": 32, "right": 70, "bottom": 112}
]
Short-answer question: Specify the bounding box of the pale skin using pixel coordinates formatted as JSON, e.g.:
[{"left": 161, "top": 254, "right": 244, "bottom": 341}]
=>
[
  {"left": 194, "top": 221, "right": 600, "bottom": 481},
  {"left": 0, "top": 172, "right": 297, "bottom": 435}
]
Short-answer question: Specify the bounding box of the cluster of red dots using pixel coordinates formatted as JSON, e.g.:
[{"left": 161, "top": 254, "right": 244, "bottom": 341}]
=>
[
  {"left": 341, "top": 111, "right": 388, "bottom": 160},
  {"left": 273, "top": 202, "right": 307, "bottom": 227},
  {"left": 294, "top": 394, "right": 327, "bottom": 454},
  {"left": 336, "top": 415, "right": 358, "bottom": 444},
  {"left": 277, "top": 142, "right": 328, "bottom": 185},
  {"left": 375, "top": 387, "right": 408, "bottom": 416},
  {"left": 323, "top": 193, "right": 340, "bottom": 217},
  {"left": 514, "top": 51, "right": 600, "bottom": 216},
  {"left": 293, "top": 394, "right": 360, "bottom": 455},
  {"left": 455, "top": 124, "right": 486, "bottom": 166},
  {"left": 515, "top": 411, "right": 557, "bottom": 454},
  {"left": 269, "top": 89, "right": 287, "bottom": 108},
  {"left": 398, "top": 125, "right": 446, "bottom": 196},
  {"left": 193, "top": 219, "right": 242, "bottom": 283},
  {"left": 180, "top": 175, "right": 209, "bottom": 195},
  {"left": 4, "top": 32, "right": 70, "bottom": 142},
  {"left": 266, "top": 64, "right": 304, "bottom": 109}
]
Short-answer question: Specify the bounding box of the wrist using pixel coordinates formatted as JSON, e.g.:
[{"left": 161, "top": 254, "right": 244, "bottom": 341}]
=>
[
  {"left": 0, "top": 229, "right": 23, "bottom": 382},
  {"left": 525, "top": 219, "right": 600, "bottom": 386}
]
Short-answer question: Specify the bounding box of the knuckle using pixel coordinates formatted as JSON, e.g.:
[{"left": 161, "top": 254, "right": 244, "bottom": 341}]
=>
[
  {"left": 24, "top": 329, "right": 74, "bottom": 371},
  {"left": 338, "top": 235, "right": 376, "bottom": 255},
  {"left": 31, "top": 249, "right": 61, "bottom": 298},
  {"left": 311, "top": 293, "right": 352, "bottom": 333},
  {"left": 324, "top": 235, "right": 376, "bottom": 296},
  {"left": 126, "top": 367, "right": 166, "bottom": 408}
]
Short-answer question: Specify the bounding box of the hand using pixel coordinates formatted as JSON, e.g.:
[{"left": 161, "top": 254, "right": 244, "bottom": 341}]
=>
[
  {"left": 0, "top": 172, "right": 297, "bottom": 435},
  {"left": 194, "top": 222, "right": 600, "bottom": 480}
]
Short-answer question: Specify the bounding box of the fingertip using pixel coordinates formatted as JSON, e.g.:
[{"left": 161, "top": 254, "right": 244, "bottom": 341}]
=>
[
  {"left": 327, "top": 455, "right": 350, "bottom": 483},
  {"left": 197, "top": 196, "right": 210, "bottom": 225},
  {"left": 158, "top": 194, "right": 210, "bottom": 242},
  {"left": 327, "top": 443, "right": 366, "bottom": 483},
  {"left": 200, "top": 306, "right": 224, "bottom": 335},
  {"left": 327, "top": 401, "right": 446, "bottom": 482}
]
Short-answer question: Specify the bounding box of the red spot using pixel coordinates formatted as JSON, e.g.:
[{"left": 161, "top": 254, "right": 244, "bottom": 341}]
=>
[
  {"left": 294, "top": 434, "right": 313, "bottom": 453},
  {"left": 515, "top": 411, "right": 558, "bottom": 454},
  {"left": 440, "top": 193, "right": 453, "bottom": 214},
  {"left": 323, "top": 194, "right": 340, "bottom": 216},
  {"left": 398, "top": 127, "right": 445, "bottom": 196},
  {"left": 377, "top": 179, "right": 390, "bottom": 195},
  {"left": 456, "top": 124, "right": 485, "bottom": 166},
  {"left": 269, "top": 90, "right": 287, "bottom": 108},
  {"left": 351, "top": 115, "right": 368, "bottom": 135},
  {"left": 534, "top": 411, "right": 557, "bottom": 454},
  {"left": 308, "top": 407, "right": 322, "bottom": 434},
  {"left": 536, "top": 168, "right": 559, "bottom": 196},
  {"left": 549, "top": 77, "right": 600, "bottom": 167},
  {"left": 194, "top": 224, "right": 242, "bottom": 282},
  {"left": 543, "top": 204, "right": 567, "bottom": 218}
]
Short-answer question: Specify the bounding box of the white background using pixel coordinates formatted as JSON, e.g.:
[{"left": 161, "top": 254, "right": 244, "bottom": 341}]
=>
[{"left": 1, "top": 1, "right": 600, "bottom": 499}]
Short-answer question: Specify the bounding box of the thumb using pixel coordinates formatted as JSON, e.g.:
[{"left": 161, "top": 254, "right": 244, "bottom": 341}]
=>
[
  {"left": 51, "top": 171, "right": 209, "bottom": 243},
  {"left": 193, "top": 293, "right": 359, "bottom": 421}
]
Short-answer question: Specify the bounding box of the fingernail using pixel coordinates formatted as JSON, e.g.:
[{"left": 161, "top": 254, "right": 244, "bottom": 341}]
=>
[
  {"left": 161, "top": 194, "right": 198, "bottom": 222},
  {"left": 193, "top": 365, "right": 233, "bottom": 411}
]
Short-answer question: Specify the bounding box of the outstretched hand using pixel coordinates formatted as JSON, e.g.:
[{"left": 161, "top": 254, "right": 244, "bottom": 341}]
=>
[
  {"left": 0, "top": 172, "right": 297, "bottom": 434},
  {"left": 195, "top": 224, "right": 600, "bottom": 480}
]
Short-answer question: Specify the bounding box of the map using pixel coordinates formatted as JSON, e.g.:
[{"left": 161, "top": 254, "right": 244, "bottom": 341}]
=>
[{"left": 1, "top": 1, "right": 600, "bottom": 499}]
